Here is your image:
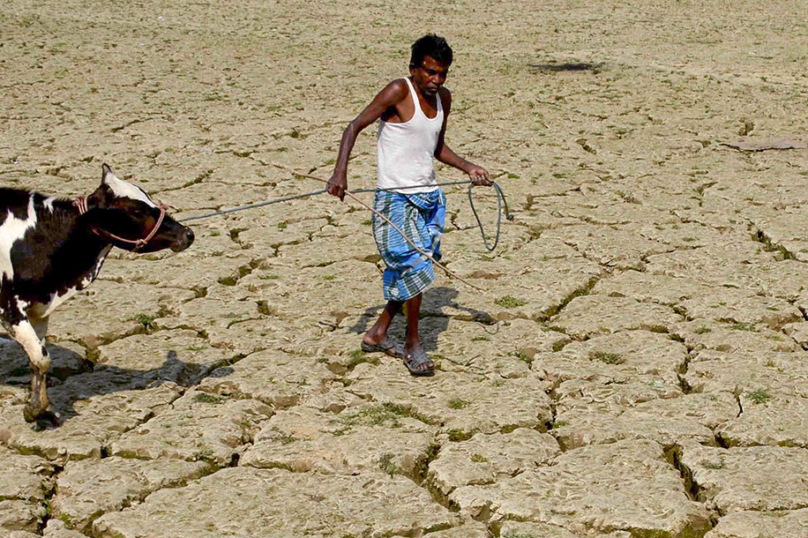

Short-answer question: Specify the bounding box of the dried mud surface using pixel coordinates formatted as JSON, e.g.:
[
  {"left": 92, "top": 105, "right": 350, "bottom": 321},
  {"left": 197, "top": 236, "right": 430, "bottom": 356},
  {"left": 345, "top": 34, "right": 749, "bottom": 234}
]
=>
[{"left": 2, "top": 1, "right": 808, "bottom": 536}]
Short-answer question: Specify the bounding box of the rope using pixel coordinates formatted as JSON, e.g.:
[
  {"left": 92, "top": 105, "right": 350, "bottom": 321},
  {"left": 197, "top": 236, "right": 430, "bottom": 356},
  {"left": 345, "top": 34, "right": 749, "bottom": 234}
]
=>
[
  {"left": 177, "top": 170, "right": 513, "bottom": 294},
  {"left": 178, "top": 189, "right": 329, "bottom": 222},
  {"left": 179, "top": 177, "right": 512, "bottom": 252}
]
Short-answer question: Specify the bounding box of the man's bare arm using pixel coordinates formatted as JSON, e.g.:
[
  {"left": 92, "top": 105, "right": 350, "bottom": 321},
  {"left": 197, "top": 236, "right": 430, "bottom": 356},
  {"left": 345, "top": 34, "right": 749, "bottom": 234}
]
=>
[
  {"left": 433, "top": 88, "right": 492, "bottom": 186},
  {"left": 327, "top": 81, "right": 409, "bottom": 200}
]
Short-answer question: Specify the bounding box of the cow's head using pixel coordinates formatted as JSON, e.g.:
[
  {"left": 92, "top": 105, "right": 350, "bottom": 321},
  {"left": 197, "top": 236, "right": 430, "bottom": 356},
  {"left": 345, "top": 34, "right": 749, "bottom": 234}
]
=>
[{"left": 86, "top": 164, "right": 194, "bottom": 253}]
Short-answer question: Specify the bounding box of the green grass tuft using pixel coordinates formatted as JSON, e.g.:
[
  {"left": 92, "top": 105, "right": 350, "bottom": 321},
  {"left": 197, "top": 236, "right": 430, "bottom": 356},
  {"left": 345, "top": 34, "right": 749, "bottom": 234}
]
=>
[
  {"left": 193, "top": 393, "right": 225, "bottom": 405},
  {"left": 495, "top": 295, "right": 527, "bottom": 308},
  {"left": 589, "top": 351, "right": 624, "bottom": 365},
  {"left": 448, "top": 399, "right": 470, "bottom": 410},
  {"left": 132, "top": 313, "right": 156, "bottom": 332},
  {"left": 746, "top": 388, "right": 772, "bottom": 404},
  {"left": 447, "top": 428, "right": 473, "bottom": 442}
]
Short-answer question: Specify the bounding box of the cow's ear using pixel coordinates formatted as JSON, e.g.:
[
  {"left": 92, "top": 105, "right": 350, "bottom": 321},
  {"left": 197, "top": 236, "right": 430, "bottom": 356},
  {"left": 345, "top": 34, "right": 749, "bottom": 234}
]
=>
[
  {"left": 90, "top": 167, "right": 114, "bottom": 207},
  {"left": 101, "top": 163, "right": 115, "bottom": 186}
]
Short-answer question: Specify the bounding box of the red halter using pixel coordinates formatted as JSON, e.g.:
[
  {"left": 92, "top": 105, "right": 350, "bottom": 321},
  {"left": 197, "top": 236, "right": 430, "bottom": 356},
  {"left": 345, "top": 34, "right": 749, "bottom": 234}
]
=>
[{"left": 73, "top": 196, "right": 168, "bottom": 251}]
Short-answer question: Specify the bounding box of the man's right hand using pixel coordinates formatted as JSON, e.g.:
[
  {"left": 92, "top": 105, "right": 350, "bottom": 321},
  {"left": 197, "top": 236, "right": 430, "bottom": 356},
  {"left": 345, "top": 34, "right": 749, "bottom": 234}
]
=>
[{"left": 327, "top": 173, "right": 347, "bottom": 201}]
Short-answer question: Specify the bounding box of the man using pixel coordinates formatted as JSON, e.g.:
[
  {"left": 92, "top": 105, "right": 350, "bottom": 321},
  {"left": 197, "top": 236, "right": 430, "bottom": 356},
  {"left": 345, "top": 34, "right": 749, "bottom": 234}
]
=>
[{"left": 327, "top": 34, "right": 491, "bottom": 375}]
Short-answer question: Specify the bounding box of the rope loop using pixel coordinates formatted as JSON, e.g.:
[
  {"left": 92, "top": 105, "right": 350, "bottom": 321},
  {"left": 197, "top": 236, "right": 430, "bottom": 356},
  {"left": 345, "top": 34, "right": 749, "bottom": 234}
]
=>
[{"left": 466, "top": 181, "right": 511, "bottom": 252}]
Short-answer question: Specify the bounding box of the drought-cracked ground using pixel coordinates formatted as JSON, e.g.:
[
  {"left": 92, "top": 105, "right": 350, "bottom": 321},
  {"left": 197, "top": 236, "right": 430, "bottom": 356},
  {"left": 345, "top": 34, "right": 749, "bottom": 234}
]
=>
[{"left": 3, "top": 1, "right": 808, "bottom": 537}]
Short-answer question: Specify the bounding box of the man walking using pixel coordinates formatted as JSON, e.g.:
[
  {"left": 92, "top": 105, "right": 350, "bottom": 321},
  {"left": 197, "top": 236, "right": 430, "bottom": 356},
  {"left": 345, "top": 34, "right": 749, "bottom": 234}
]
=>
[{"left": 327, "top": 34, "right": 491, "bottom": 375}]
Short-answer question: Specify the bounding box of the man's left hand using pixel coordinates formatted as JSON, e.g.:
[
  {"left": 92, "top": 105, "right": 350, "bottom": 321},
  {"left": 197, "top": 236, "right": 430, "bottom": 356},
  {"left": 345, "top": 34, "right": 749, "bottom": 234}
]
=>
[{"left": 468, "top": 165, "right": 492, "bottom": 186}]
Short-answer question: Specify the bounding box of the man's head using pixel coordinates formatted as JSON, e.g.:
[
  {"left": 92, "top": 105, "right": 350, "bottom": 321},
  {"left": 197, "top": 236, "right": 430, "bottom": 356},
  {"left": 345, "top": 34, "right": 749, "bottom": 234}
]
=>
[
  {"left": 410, "top": 34, "right": 453, "bottom": 69},
  {"left": 409, "top": 34, "right": 452, "bottom": 96}
]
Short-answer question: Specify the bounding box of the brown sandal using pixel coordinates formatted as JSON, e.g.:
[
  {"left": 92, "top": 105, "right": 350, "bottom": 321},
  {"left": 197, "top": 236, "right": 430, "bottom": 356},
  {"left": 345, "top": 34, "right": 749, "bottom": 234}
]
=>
[
  {"left": 361, "top": 337, "right": 402, "bottom": 358},
  {"left": 403, "top": 348, "right": 435, "bottom": 376}
]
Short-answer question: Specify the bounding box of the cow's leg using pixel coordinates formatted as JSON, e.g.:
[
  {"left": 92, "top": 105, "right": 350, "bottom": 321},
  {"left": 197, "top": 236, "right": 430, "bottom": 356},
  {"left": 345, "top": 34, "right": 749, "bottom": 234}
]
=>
[
  {"left": 2, "top": 304, "right": 52, "bottom": 423},
  {"left": 14, "top": 321, "right": 52, "bottom": 422},
  {"left": 29, "top": 316, "right": 54, "bottom": 418}
]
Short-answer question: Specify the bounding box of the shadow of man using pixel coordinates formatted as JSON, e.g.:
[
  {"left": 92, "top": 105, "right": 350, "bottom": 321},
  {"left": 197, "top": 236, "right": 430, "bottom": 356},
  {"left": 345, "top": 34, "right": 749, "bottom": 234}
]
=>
[{"left": 348, "top": 286, "right": 493, "bottom": 352}]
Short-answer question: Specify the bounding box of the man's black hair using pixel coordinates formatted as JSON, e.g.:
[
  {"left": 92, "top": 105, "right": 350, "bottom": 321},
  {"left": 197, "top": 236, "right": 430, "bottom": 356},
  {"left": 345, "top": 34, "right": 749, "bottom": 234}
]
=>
[{"left": 410, "top": 34, "right": 453, "bottom": 68}]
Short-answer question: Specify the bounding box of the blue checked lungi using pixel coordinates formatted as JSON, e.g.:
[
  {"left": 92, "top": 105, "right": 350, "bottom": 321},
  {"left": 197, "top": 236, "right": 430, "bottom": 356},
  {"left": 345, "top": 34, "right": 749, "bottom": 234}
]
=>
[{"left": 372, "top": 188, "right": 446, "bottom": 302}]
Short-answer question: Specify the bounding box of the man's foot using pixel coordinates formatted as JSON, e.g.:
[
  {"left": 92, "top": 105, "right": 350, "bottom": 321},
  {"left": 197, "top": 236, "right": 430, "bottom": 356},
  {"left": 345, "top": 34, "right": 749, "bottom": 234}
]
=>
[
  {"left": 402, "top": 348, "right": 434, "bottom": 376},
  {"left": 361, "top": 336, "right": 402, "bottom": 358}
]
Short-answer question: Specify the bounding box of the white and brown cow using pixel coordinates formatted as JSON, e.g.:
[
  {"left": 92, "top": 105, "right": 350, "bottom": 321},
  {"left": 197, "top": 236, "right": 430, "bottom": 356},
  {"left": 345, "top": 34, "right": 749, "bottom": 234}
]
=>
[{"left": 0, "top": 164, "right": 194, "bottom": 424}]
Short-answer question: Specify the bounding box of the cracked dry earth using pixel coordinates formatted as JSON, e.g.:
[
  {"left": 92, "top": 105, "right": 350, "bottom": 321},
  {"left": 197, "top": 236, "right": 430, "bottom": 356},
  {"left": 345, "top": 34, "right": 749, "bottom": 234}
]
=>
[{"left": 3, "top": 1, "right": 808, "bottom": 537}]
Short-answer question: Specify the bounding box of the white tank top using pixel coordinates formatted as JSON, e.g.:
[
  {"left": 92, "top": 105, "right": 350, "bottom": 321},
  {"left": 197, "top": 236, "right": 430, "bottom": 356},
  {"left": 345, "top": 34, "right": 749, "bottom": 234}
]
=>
[{"left": 377, "top": 78, "right": 443, "bottom": 193}]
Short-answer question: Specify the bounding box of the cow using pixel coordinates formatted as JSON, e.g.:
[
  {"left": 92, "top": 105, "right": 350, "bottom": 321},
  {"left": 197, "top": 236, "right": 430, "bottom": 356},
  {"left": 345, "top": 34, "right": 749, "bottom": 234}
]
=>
[{"left": 1, "top": 164, "right": 194, "bottom": 425}]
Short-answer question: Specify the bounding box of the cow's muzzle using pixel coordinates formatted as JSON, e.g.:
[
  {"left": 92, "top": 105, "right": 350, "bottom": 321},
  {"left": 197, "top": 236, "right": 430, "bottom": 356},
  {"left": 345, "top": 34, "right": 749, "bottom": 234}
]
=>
[{"left": 171, "top": 226, "right": 194, "bottom": 252}]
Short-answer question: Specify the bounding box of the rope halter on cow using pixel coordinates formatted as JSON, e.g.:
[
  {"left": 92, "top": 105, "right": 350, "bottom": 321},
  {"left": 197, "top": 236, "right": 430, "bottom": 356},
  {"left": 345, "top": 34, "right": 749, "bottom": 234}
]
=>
[{"left": 73, "top": 196, "right": 168, "bottom": 251}]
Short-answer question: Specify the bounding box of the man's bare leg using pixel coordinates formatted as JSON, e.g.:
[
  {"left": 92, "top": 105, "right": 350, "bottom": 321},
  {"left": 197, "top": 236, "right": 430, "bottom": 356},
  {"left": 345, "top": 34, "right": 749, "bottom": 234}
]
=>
[
  {"left": 403, "top": 293, "right": 433, "bottom": 373},
  {"left": 363, "top": 300, "right": 402, "bottom": 346},
  {"left": 404, "top": 294, "right": 422, "bottom": 352}
]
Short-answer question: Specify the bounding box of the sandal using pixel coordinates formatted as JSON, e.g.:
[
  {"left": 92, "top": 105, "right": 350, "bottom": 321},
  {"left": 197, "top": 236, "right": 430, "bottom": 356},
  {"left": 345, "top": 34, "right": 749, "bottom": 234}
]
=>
[
  {"left": 361, "top": 337, "right": 402, "bottom": 358},
  {"left": 403, "top": 348, "right": 435, "bottom": 376}
]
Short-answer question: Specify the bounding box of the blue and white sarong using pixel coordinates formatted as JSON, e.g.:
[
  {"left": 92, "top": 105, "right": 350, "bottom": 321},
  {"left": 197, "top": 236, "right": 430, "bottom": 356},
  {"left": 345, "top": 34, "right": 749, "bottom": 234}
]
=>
[{"left": 372, "top": 188, "right": 446, "bottom": 302}]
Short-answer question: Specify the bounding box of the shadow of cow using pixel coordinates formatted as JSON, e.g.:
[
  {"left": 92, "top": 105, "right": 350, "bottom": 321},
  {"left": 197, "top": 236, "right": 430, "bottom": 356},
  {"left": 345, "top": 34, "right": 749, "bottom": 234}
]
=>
[{"left": 0, "top": 337, "right": 233, "bottom": 427}]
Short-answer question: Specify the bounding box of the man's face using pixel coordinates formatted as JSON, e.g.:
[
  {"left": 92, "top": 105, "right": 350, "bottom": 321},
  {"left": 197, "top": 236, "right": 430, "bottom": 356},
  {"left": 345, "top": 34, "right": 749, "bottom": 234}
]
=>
[{"left": 411, "top": 55, "right": 449, "bottom": 96}]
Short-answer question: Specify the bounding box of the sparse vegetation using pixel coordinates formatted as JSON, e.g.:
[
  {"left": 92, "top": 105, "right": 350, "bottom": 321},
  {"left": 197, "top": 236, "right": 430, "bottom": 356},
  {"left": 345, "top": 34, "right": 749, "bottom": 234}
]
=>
[
  {"left": 378, "top": 453, "right": 398, "bottom": 476},
  {"left": 335, "top": 402, "right": 429, "bottom": 434},
  {"left": 495, "top": 295, "right": 527, "bottom": 308},
  {"left": 193, "top": 448, "right": 215, "bottom": 461},
  {"left": 132, "top": 313, "right": 156, "bottom": 332},
  {"left": 510, "top": 350, "right": 533, "bottom": 365},
  {"left": 589, "top": 350, "right": 624, "bottom": 365},
  {"left": 273, "top": 429, "right": 296, "bottom": 445},
  {"left": 349, "top": 349, "right": 366, "bottom": 361},
  {"left": 746, "top": 388, "right": 772, "bottom": 404},
  {"left": 447, "top": 429, "right": 473, "bottom": 442},
  {"left": 193, "top": 393, "right": 225, "bottom": 404},
  {"left": 448, "top": 399, "right": 470, "bottom": 410}
]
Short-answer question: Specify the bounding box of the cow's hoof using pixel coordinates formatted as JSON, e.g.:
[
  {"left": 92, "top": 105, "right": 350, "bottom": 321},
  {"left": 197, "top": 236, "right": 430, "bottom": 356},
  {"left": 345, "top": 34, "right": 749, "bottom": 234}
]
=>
[
  {"left": 33, "top": 410, "right": 61, "bottom": 430},
  {"left": 23, "top": 404, "right": 58, "bottom": 426},
  {"left": 22, "top": 404, "right": 39, "bottom": 423}
]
